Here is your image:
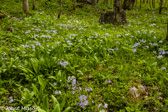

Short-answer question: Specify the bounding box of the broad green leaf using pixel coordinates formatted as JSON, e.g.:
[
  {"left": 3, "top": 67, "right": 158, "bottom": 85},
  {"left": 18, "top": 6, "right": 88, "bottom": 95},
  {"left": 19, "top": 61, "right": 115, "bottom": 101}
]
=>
[
  {"left": 63, "top": 107, "right": 71, "bottom": 112},
  {"left": 43, "top": 95, "right": 49, "bottom": 112},
  {"left": 32, "top": 84, "right": 39, "bottom": 97}
]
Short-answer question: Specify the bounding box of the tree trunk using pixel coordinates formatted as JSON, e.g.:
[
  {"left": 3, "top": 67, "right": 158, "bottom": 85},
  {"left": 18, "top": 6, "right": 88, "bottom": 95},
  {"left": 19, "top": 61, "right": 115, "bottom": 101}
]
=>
[
  {"left": 166, "top": 20, "right": 168, "bottom": 41},
  {"left": 99, "top": 0, "right": 127, "bottom": 24},
  {"left": 73, "top": 0, "right": 76, "bottom": 10},
  {"left": 159, "top": 0, "right": 163, "bottom": 14},
  {"left": 57, "top": 0, "right": 62, "bottom": 19},
  {"left": 140, "top": 0, "right": 142, "bottom": 8},
  {"left": 152, "top": 0, "right": 155, "bottom": 8},
  {"left": 32, "top": 0, "right": 35, "bottom": 10},
  {"left": 92, "top": 0, "right": 98, "bottom": 6},
  {"left": 123, "top": 0, "right": 135, "bottom": 10},
  {"left": 103, "top": 0, "right": 108, "bottom": 5},
  {"left": 23, "top": 0, "right": 29, "bottom": 14}
]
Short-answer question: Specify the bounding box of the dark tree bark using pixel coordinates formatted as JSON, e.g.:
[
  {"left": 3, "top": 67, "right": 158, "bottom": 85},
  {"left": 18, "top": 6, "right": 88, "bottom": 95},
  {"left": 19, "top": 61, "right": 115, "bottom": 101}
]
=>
[
  {"left": 123, "top": 0, "right": 135, "bottom": 10},
  {"left": 23, "top": 0, "right": 29, "bottom": 14},
  {"left": 152, "top": 0, "right": 155, "bottom": 8},
  {"left": 73, "top": 0, "right": 76, "bottom": 10},
  {"left": 99, "top": 0, "right": 127, "bottom": 25},
  {"left": 57, "top": 0, "right": 62, "bottom": 19},
  {"left": 32, "top": 0, "right": 35, "bottom": 10},
  {"left": 159, "top": 0, "right": 163, "bottom": 14},
  {"left": 166, "top": 20, "right": 168, "bottom": 41},
  {"left": 103, "top": 0, "right": 108, "bottom": 5}
]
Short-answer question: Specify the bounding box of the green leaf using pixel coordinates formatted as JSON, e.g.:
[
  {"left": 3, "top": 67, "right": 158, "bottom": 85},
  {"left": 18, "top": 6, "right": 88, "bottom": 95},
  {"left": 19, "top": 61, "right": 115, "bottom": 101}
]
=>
[
  {"left": 43, "top": 95, "right": 49, "bottom": 112},
  {"left": 63, "top": 107, "right": 71, "bottom": 112},
  {"left": 38, "top": 75, "right": 46, "bottom": 90},
  {"left": 60, "top": 95, "right": 66, "bottom": 110},
  {"left": 32, "top": 84, "right": 39, "bottom": 97},
  {"left": 53, "top": 104, "right": 61, "bottom": 112},
  {"left": 51, "top": 95, "right": 59, "bottom": 106}
]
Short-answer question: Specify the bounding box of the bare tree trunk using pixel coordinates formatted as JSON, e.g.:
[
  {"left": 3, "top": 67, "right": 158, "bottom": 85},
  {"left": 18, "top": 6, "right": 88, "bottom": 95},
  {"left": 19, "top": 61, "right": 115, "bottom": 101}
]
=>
[
  {"left": 159, "top": 0, "right": 163, "bottom": 14},
  {"left": 32, "top": 0, "right": 35, "bottom": 10},
  {"left": 73, "top": 0, "right": 76, "bottom": 10},
  {"left": 123, "top": 0, "right": 135, "bottom": 10},
  {"left": 99, "top": 0, "right": 127, "bottom": 24},
  {"left": 149, "top": 0, "right": 151, "bottom": 8},
  {"left": 23, "top": 0, "right": 29, "bottom": 14},
  {"left": 57, "top": 0, "right": 62, "bottom": 19},
  {"left": 103, "top": 0, "right": 108, "bottom": 5},
  {"left": 165, "top": 0, "right": 167, "bottom": 7},
  {"left": 166, "top": 20, "right": 168, "bottom": 41},
  {"left": 92, "top": 0, "right": 98, "bottom": 6},
  {"left": 152, "top": 0, "right": 155, "bottom": 8}
]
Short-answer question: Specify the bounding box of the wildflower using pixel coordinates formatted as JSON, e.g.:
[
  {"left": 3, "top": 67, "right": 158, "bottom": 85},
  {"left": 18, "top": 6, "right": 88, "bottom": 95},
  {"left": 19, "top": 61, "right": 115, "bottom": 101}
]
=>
[
  {"left": 76, "top": 102, "right": 79, "bottom": 105},
  {"left": 104, "top": 103, "right": 108, "bottom": 108},
  {"left": 153, "top": 51, "right": 156, "bottom": 53},
  {"left": 157, "top": 55, "right": 163, "bottom": 59},
  {"left": 85, "top": 87, "right": 92, "bottom": 91},
  {"left": 153, "top": 43, "right": 158, "bottom": 46},
  {"left": 162, "top": 105, "right": 165, "bottom": 108},
  {"left": 72, "top": 91, "right": 75, "bottom": 94},
  {"left": 76, "top": 86, "right": 80, "bottom": 91},
  {"left": 41, "top": 35, "right": 47, "bottom": 38},
  {"left": 115, "top": 41, "right": 120, "bottom": 43},
  {"left": 98, "top": 104, "right": 102, "bottom": 108},
  {"left": 133, "top": 49, "right": 136, "bottom": 53},
  {"left": 22, "top": 51, "right": 26, "bottom": 54},
  {"left": 9, "top": 99, "right": 14, "bottom": 103},
  {"left": 80, "top": 100, "right": 88, "bottom": 108},
  {"left": 159, "top": 40, "right": 163, "bottom": 43},
  {"left": 145, "top": 46, "right": 149, "bottom": 49},
  {"left": 159, "top": 50, "right": 166, "bottom": 55},
  {"left": 54, "top": 90, "right": 61, "bottom": 95},
  {"left": 133, "top": 43, "right": 140, "bottom": 47},
  {"left": 53, "top": 82, "right": 57, "bottom": 86},
  {"left": 154, "top": 36, "right": 156, "bottom": 39},
  {"left": 137, "top": 30, "right": 140, "bottom": 33},
  {"left": 140, "top": 39, "right": 146, "bottom": 43},
  {"left": 79, "top": 95, "right": 88, "bottom": 108},
  {"left": 99, "top": 110, "right": 105, "bottom": 112},
  {"left": 60, "top": 61, "right": 68, "bottom": 67},
  {"left": 161, "top": 67, "right": 166, "bottom": 70},
  {"left": 79, "top": 95, "right": 87, "bottom": 102}
]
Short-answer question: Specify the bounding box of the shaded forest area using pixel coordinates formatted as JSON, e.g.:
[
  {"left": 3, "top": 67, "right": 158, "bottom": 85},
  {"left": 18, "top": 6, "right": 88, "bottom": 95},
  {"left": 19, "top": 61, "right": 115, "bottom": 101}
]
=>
[{"left": 0, "top": 0, "right": 168, "bottom": 111}]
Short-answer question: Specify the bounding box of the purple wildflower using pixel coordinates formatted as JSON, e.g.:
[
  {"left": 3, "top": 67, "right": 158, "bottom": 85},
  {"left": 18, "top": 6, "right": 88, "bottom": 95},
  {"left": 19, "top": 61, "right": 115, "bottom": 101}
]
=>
[
  {"left": 157, "top": 55, "right": 163, "bottom": 59},
  {"left": 60, "top": 61, "right": 68, "bottom": 67},
  {"left": 133, "top": 49, "right": 136, "bottom": 53}
]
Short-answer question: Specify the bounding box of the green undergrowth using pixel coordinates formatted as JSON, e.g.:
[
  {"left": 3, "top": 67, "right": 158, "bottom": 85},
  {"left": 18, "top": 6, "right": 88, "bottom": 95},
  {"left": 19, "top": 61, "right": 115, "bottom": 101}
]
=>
[{"left": 0, "top": 0, "right": 168, "bottom": 112}]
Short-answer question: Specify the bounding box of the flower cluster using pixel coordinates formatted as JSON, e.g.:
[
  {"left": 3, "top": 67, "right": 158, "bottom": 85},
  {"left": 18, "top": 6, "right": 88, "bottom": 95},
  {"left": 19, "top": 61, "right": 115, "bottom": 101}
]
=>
[{"left": 77, "top": 95, "right": 89, "bottom": 108}]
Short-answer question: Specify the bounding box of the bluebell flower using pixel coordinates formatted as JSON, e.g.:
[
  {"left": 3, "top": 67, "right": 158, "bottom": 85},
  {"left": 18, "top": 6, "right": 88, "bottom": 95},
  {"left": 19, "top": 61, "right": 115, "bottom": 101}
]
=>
[
  {"left": 157, "top": 55, "right": 163, "bottom": 59},
  {"left": 140, "top": 39, "right": 146, "bottom": 43},
  {"left": 79, "top": 95, "right": 87, "bottom": 102},
  {"left": 161, "top": 67, "right": 166, "bottom": 70},
  {"left": 60, "top": 61, "right": 68, "bottom": 67},
  {"left": 80, "top": 100, "right": 88, "bottom": 108},
  {"left": 153, "top": 43, "right": 158, "bottom": 46},
  {"left": 104, "top": 103, "right": 108, "bottom": 108},
  {"left": 133, "top": 49, "right": 136, "bottom": 53},
  {"left": 133, "top": 43, "right": 140, "bottom": 47},
  {"left": 153, "top": 51, "right": 156, "bottom": 53}
]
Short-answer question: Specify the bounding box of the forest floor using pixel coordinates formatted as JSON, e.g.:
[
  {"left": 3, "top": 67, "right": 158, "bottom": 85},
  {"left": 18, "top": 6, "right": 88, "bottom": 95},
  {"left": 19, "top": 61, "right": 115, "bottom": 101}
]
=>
[{"left": 0, "top": 0, "right": 168, "bottom": 112}]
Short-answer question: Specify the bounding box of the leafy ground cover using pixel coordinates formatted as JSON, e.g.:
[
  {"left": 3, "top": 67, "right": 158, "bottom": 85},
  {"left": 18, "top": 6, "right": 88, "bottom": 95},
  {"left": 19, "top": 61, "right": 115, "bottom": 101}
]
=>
[{"left": 0, "top": 0, "right": 168, "bottom": 112}]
